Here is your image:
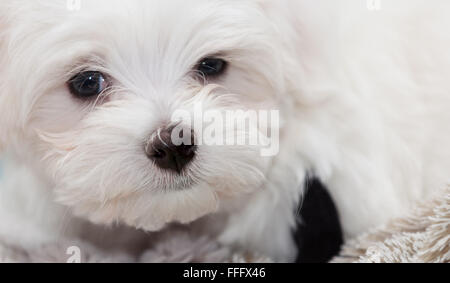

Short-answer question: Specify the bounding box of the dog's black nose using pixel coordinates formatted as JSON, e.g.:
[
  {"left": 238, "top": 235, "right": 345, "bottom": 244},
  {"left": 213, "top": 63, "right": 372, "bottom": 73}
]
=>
[{"left": 146, "top": 126, "right": 196, "bottom": 173}]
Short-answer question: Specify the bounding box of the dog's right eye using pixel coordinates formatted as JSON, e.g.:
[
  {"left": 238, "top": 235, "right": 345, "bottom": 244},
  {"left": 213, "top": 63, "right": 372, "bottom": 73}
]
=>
[
  {"left": 68, "top": 71, "right": 107, "bottom": 98},
  {"left": 197, "top": 57, "right": 227, "bottom": 78}
]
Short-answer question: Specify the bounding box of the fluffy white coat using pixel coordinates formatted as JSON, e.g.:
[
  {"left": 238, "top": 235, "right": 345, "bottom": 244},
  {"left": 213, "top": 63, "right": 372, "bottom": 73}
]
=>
[{"left": 0, "top": 0, "right": 449, "bottom": 262}]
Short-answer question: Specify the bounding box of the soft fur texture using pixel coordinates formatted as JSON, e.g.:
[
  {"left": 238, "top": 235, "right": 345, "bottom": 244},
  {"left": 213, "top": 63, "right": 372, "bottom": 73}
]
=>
[{"left": 1, "top": 0, "right": 450, "bottom": 262}]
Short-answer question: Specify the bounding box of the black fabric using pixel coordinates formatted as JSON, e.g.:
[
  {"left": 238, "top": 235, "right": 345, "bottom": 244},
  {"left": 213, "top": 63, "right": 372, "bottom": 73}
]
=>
[{"left": 294, "top": 178, "right": 344, "bottom": 263}]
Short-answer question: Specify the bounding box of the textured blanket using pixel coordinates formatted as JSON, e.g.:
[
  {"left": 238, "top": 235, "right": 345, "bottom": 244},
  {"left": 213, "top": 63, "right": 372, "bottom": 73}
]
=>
[
  {"left": 333, "top": 187, "right": 450, "bottom": 263},
  {"left": 0, "top": 226, "right": 271, "bottom": 263}
]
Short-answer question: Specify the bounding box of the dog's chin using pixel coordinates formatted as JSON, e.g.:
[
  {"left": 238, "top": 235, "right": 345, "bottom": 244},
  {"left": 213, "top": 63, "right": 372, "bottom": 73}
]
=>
[
  {"left": 65, "top": 184, "right": 216, "bottom": 231},
  {"left": 57, "top": 175, "right": 264, "bottom": 232},
  {"left": 48, "top": 148, "right": 268, "bottom": 232}
]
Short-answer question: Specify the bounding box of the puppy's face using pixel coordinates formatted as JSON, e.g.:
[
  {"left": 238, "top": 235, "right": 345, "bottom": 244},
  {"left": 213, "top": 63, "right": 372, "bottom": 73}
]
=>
[{"left": 0, "top": 0, "right": 288, "bottom": 230}]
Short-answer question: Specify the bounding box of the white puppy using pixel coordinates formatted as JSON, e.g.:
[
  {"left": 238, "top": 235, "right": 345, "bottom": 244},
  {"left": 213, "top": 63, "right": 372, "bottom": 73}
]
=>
[{"left": 0, "top": 0, "right": 449, "bottom": 262}]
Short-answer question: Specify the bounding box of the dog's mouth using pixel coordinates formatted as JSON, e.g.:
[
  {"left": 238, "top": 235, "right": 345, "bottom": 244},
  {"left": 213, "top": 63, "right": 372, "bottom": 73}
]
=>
[{"left": 152, "top": 167, "right": 201, "bottom": 192}]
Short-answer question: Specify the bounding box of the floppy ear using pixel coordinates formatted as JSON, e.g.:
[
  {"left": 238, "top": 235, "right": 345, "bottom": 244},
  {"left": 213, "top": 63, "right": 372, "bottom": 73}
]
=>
[
  {"left": 0, "top": 3, "right": 6, "bottom": 50},
  {"left": 0, "top": 3, "right": 9, "bottom": 151},
  {"left": 0, "top": 0, "right": 10, "bottom": 63}
]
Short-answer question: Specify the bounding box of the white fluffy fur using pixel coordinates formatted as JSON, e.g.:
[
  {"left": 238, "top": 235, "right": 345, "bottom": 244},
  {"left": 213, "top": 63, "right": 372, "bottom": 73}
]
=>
[{"left": 1, "top": 0, "right": 450, "bottom": 262}]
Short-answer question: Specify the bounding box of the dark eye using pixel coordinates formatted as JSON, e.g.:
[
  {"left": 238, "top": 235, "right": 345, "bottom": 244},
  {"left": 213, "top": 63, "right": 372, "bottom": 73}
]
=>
[
  {"left": 68, "top": 71, "right": 107, "bottom": 98},
  {"left": 197, "top": 57, "right": 227, "bottom": 78}
]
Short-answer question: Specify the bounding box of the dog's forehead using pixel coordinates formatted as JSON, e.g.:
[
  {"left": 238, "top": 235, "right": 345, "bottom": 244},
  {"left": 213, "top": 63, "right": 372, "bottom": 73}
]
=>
[
  {"left": 59, "top": 0, "right": 269, "bottom": 83},
  {"left": 73, "top": 0, "right": 265, "bottom": 50}
]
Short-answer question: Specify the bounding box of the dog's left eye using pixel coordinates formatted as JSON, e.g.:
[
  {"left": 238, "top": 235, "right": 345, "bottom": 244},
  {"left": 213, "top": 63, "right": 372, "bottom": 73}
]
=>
[
  {"left": 68, "top": 71, "right": 107, "bottom": 98},
  {"left": 197, "top": 57, "right": 227, "bottom": 78}
]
